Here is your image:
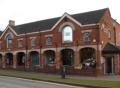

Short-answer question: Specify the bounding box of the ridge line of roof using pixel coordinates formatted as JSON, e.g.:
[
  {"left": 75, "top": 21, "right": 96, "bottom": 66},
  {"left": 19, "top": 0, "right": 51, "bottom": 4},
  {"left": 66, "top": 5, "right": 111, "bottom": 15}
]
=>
[{"left": 15, "top": 8, "right": 108, "bottom": 27}]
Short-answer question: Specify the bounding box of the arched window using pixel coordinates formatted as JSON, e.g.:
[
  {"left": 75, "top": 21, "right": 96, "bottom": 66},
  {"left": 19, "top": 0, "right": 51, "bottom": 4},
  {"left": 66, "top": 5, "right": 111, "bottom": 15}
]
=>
[
  {"left": 62, "top": 26, "right": 73, "bottom": 42},
  {"left": 6, "top": 34, "right": 13, "bottom": 48}
]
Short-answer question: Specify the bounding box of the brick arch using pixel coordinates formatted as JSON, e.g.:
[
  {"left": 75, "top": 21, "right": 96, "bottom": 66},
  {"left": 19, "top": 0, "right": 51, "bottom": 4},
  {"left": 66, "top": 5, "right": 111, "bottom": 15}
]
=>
[
  {"left": 29, "top": 51, "right": 39, "bottom": 66},
  {"left": 43, "top": 50, "right": 55, "bottom": 65},
  {"left": 41, "top": 48, "right": 56, "bottom": 54},
  {"left": 78, "top": 45, "right": 97, "bottom": 51},
  {"left": 60, "top": 48, "right": 74, "bottom": 66},
  {"left": 4, "top": 32, "right": 14, "bottom": 39},
  {"left": 79, "top": 47, "right": 96, "bottom": 68},
  {"left": 60, "top": 47, "right": 76, "bottom": 52},
  {"left": 59, "top": 22, "right": 75, "bottom": 32},
  {"left": 16, "top": 52, "right": 25, "bottom": 66}
]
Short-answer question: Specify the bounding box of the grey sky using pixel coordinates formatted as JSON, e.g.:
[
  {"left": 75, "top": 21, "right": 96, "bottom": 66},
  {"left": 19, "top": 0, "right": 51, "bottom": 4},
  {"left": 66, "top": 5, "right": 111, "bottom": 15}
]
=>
[{"left": 0, "top": 0, "right": 119, "bottom": 30}]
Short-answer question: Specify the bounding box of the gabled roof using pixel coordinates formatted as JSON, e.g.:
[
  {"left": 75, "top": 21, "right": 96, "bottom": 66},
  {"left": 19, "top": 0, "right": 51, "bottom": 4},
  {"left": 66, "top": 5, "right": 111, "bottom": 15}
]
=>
[
  {"left": 102, "top": 43, "right": 120, "bottom": 53},
  {"left": 11, "top": 8, "right": 107, "bottom": 35}
]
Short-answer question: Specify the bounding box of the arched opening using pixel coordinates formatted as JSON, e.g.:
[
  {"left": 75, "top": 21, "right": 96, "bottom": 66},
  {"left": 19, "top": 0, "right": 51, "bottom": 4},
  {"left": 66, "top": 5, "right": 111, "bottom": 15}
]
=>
[
  {"left": 17, "top": 52, "right": 25, "bottom": 66},
  {"left": 44, "top": 50, "right": 55, "bottom": 66},
  {"left": 29, "top": 51, "right": 39, "bottom": 66},
  {"left": 61, "top": 49, "right": 74, "bottom": 66},
  {"left": 5, "top": 53, "right": 13, "bottom": 66},
  {"left": 80, "top": 47, "right": 96, "bottom": 68},
  {"left": 0, "top": 54, "right": 2, "bottom": 67}
]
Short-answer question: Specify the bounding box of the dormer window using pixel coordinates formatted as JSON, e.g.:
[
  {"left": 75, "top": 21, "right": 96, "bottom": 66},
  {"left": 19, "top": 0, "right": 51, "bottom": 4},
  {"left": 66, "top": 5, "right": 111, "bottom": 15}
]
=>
[{"left": 62, "top": 26, "right": 73, "bottom": 43}]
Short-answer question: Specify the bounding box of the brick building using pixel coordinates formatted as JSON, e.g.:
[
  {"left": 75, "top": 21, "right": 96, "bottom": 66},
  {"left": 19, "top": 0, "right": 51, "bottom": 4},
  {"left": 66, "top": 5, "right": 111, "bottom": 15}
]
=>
[{"left": 0, "top": 8, "right": 120, "bottom": 76}]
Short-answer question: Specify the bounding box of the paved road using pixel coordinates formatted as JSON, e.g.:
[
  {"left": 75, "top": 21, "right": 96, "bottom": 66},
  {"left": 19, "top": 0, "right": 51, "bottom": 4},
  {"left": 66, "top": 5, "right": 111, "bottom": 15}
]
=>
[{"left": 0, "top": 76, "right": 84, "bottom": 88}]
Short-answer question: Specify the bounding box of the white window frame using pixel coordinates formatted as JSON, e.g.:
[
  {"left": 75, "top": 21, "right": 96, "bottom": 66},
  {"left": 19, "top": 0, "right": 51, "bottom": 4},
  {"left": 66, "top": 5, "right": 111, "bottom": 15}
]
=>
[
  {"left": 45, "top": 36, "right": 53, "bottom": 45},
  {"left": 5, "top": 33, "right": 14, "bottom": 48},
  {"left": 62, "top": 26, "right": 73, "bottom": 43},
  {"left": 17, "top": 38, "right": 23, "bottom": 48},
  {"left": 30, "top": 37, "right": 36, "bottom": 46}
]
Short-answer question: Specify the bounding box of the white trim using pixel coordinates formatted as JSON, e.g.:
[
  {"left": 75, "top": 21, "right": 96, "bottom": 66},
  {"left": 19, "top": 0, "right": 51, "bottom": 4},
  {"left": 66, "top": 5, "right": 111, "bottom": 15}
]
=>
[
  {"left": 82, "top": 23, "right": 99, "bottom": 27},
  {"left": 17, "top": 38, "right": 23, "bottom": 41},
  {"left": 4, "top": 32, "right": 14, "bottom": 39},
  {"left": 81, "top": 30, "right": 92, "bottom": 33},
  {"left": 51, "top": 13, "right": 82, "bottom": 30},
  {"left": 45, "top": 34, "right": 53, "bottom": 37},
  {"left": 59, "top": 22, "right": 75, "bottom": 32},
  {"left": 17, "top": 23, "right": 98, "bottom": 36},
  {"left": 30, "top": 37, "right": 36, "bottom": 39},
  {"left": 0, "top": 25, "right": 17, "bottom": 39}
]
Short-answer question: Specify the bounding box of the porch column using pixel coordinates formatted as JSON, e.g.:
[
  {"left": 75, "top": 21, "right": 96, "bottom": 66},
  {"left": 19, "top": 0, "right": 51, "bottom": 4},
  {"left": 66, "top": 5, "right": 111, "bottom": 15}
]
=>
[
  {"left": 13, "top": 54, "right": 17, "bottom": 69},
  {"left": 55, "top": 49, "right": 61, "bottom": 69},
  {"left": 2, "top": 54, "right": 5, "bottom": 68},
  {"left": 74, "top": 50, "right": 80, "bottom": 68}
]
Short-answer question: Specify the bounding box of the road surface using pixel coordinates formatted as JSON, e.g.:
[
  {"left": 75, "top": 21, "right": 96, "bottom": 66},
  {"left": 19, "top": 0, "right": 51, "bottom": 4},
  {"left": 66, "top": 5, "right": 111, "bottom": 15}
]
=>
[{"left": 0, "top": 76, "right": 84, "bottom": 88}]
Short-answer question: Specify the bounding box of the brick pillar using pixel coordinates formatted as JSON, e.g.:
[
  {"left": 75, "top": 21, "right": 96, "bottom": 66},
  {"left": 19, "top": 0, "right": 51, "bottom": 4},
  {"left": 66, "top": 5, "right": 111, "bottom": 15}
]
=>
[
  {"left": 2, "top": 55, "right": 6, "bottom": 68},
  {"left": 40, "top": 53, "right": 44, "bottom": 67},
  {"left": 96, "top": 48, "right": 102, "bottom": 76},
  {"left": 39, "top": 53, "right": 41, "bottom": 66},
  {"left": 13, "top": 54, "right": 17, "bottom": 69},
  {"left": 55, "top": 50, "right": 61, "bottom": 69},
  {"left": 25, "top": 54, "right": 29, "bottom": 68},
  {"left": 74, "top": 50, "right": 80, "bottom": 69},
  {"left": 119, "top": 54, "right": 120, "bottom": 74},
  {"left": 114, "top": 54, "right": 119, "bottom": 74}
]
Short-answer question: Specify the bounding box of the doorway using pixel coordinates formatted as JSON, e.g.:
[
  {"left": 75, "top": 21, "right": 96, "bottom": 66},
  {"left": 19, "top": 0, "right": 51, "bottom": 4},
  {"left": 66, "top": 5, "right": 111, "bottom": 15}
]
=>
[
  {"left": 61, "top": 49, "right": 74, "bottom": 66},
  {"left": 105, "top": 57, "right": 114, "bottom": 74}
]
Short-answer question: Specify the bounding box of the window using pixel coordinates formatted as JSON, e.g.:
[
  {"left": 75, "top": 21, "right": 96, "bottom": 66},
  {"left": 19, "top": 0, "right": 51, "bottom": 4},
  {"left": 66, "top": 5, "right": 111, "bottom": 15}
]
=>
[
  {"left": 18, "top": 39, "right": 23, "bottom": 48},
  {"left": 31, "top": 38, "right": 36, "bottom": 46},
  {"left": 108, "top": 30, "right": 111, "bottom": 39},
  {"left": 83, "top": 32, "right": 90, "bottom": 42},
  {"left": 6, "top": 34, "right": 13, "bottom": 48},
  {"left": 46, "top": 37, "right": 52, "bottom": 45},
  {"left": 62, "top": 26, "right": 73, "bottom": 42}
]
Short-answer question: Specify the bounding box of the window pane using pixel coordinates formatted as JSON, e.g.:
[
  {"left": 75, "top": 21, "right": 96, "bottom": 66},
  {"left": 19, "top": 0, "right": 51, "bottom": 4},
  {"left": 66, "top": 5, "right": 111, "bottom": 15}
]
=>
[
  {"left": 46, "top": 37, "right": 52, "bottom": 45},
  {"left": 6, "top": 34, "right": 13, "bottom": 48},
  {"left": 83, "top": 32, "right": 90, "bottom": 42},
  {"left": 63, "top": 26, "right": 73, "bottom": 42},
  {"left": 18, "top": 40, "right": 23, "bottom": 48},
  {"left": 31, "top": 38, "right": 36, "bottom": 46}
]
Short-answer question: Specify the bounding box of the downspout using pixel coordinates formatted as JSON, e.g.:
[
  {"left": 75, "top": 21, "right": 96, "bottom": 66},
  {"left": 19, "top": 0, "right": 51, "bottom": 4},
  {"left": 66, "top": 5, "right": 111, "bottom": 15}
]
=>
[{"left": 113, "top": 26, "right": 116, "bottom": 45}]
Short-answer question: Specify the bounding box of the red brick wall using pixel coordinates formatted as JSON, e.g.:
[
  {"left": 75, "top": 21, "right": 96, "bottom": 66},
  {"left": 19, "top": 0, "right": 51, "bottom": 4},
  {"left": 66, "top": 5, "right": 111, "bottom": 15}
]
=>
[{"left": 99, "top": 9, "right": 115, "bottom": 48}]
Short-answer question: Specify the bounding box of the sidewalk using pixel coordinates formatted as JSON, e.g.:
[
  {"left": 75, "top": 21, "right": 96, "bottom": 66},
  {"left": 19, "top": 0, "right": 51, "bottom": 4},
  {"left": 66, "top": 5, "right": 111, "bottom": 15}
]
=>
[
  {"left": 68, "top": 75, "right": 120, "bottom": 81},
  {"left": 0, "top": 70, "right": 120, "bottom": 88}
]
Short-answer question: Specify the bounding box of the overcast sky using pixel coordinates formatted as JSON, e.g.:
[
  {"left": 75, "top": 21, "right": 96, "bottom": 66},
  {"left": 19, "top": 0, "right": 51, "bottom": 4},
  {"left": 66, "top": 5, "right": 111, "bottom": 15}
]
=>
[{"left": 0, "top": 0, "right": 119, "bottom": 31}]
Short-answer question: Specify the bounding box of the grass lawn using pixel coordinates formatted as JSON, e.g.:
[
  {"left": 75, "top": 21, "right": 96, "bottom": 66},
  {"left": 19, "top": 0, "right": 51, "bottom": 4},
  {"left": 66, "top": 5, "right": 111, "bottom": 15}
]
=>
[{"left": 0, "top": 70, "right": 120, "bottom": 88}]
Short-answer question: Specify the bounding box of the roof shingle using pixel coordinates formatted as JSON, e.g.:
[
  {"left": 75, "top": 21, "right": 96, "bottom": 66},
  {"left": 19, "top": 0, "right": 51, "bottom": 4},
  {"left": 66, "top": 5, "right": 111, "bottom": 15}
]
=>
[{"left": 12, "top": 8, "right": 107, "bottom": 35}]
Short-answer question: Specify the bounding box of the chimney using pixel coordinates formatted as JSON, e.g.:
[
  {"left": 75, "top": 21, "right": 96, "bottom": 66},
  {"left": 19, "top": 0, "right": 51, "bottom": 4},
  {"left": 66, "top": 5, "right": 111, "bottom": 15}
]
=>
[{"left": 9, "top": 20, "right": 15, "bottom": 26}]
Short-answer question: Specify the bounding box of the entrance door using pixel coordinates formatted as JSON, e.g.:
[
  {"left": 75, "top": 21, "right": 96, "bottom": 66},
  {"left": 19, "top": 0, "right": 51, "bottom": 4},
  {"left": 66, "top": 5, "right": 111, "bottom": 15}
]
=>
[
  {"left": 105, "top": 57, "right": 114, "bottom": 74},
  {"left": 61, "top": 49, "right": 74, "bottom": 66}
]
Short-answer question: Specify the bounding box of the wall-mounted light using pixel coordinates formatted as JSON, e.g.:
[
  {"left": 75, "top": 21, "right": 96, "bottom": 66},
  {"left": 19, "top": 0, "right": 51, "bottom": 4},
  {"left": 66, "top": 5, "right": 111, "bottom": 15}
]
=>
[{"left": 93, "top": 39, "right": 96, "bottom": 43}]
